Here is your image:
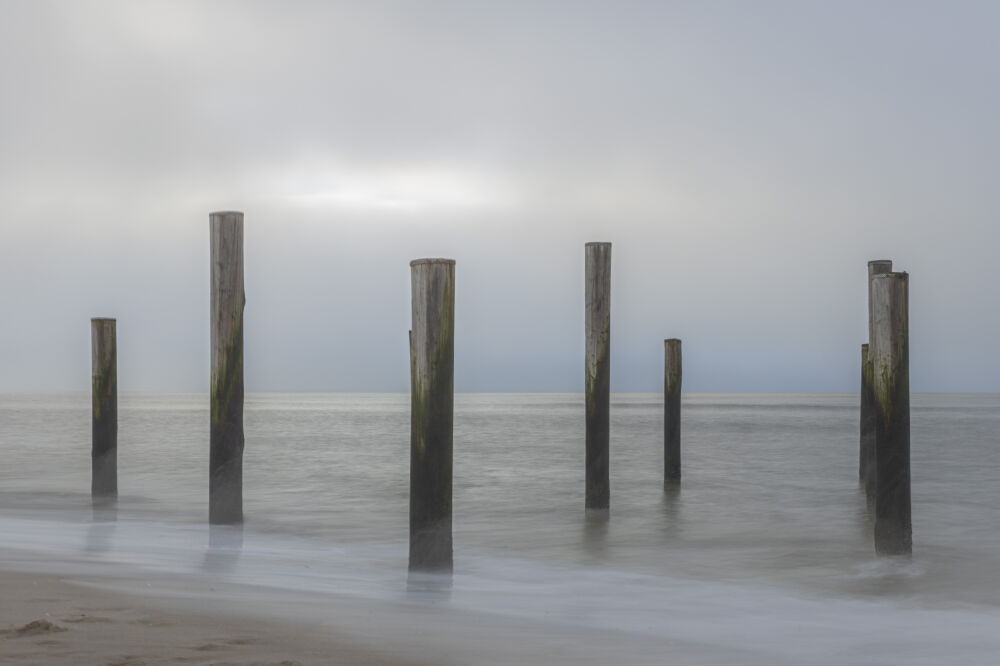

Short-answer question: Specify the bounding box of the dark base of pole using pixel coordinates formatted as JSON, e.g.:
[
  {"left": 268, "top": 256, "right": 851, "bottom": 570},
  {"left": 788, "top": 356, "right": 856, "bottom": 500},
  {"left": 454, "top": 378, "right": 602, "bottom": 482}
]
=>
[
  {"left": 874, "top": 524, "right": 912, "bottom": 556},
  {"left": 209, "top": 462, "right": 243, "bottom": 525},
  {"left": 581, "top": 509, "right": 609, "bottom": 558},
  {"left": 860, "top": 356, "right": 877, "bottom": 507},
  {"left": 91, "top": 449, "right": 117, "bottom": 501},
  {"left": 585, "top": 415, "right": 609, "bottom": 510},
  {"left": 664, "top": 393, "right": 681, "bottom": 485},
  {"left": 209, "top": 488, "right": 243, "bottom": 525},
  {"left": 408, "top": 518, "right": 453, "bottom": 573},
  {"left": 209, "top": 423, "right": 244, "bottom": 525},
  {"left": 873, "top": 394, "right": 911, "bottom": 556},
  {"left": 91, "top": 496, "right": 117, "bottom": 512},
  {"left": 585, "top": 490, "right": 609, "bottom": 510}
]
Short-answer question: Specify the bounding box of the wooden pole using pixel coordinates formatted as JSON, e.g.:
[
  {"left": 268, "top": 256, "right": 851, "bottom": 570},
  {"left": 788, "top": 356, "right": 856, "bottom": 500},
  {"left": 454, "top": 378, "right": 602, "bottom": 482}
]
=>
[
  {"left": 871, "top": 271, "right": 911, "bottom": 555},
  {"left": 585, "top": 242, "right": 611, "bottom": 511},
  {"left": 91, "top": 317, "right": 117, "bottom": 503},
  {"left": 663, "top": 338, "right": 682, "bottom": 485},
  {"left": 861, "top": 259, "right": 892, "bottom": 487},
  {"left": 409, "top": 258, "right": 455, "bottom": 572},
  {"left": 860, "top": 344, "right": 876, "bottom": 505},
  {"left": 210, "top": 211, "right": 245, "bottom": 525}
]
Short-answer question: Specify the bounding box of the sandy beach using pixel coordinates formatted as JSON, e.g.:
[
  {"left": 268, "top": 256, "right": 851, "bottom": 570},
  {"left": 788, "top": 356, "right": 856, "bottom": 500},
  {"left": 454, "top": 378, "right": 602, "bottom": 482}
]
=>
[
  {"left": 0, "top": 532, "right": 740, "bottom": 666},
  {"left": 0, "top": 569, "right": 429, "bottom": 666}
]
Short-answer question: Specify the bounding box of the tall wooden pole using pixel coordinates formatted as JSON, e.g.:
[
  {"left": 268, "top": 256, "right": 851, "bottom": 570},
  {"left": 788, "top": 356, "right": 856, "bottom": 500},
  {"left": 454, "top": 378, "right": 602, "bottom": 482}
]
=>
[
  {"left": 409, "top": 258, "right": 455, "bottom": 572},
  {"left": 663, "top": 338, "right": 682, "bottom": 485},
  {"left": 861, "top": 259, "right": 892, "bottom": 488},
  {"left": 210, "top": 211, "right": 245, "bottom": 525},
  {"left": 860, "top": 344, "right": 876, "bottom": 505},
  {"left": 585, "top": 242, "right": 611, "bottom": 511},
  {"left": 91, "top": 317, "right": 117, "bottom": 503},
  {"left": 871, "top": 271, "right": 911, "bottom": 555}
]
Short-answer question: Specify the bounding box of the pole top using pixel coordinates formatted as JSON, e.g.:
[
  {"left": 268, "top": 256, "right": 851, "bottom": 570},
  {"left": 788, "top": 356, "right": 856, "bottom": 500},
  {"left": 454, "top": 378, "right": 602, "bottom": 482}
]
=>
[
  {"left": 872, "top": 271, "right": 908, "bottom": 280},
  {"left": 867, "top": 259, "right": 892, "bottom": 265},
  {"left": 91, "top": 317, "right": 116, "bottom": 323},
  {"left": 664, "top": 338, "right": 681, "bottom": 344},
  {"left": 209, "top": 210, "right": 244, "bottom": 218},
  {"left": 410, "top": 258, "right": 456, "bottom": 267},
  {"left": 586, "top": 241, "right": 612, "bottom": 247}
]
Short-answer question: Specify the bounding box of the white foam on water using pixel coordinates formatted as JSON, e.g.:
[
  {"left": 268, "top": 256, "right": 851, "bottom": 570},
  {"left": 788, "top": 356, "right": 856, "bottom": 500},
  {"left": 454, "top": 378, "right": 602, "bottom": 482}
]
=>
[{"left": 3, "top": 511, "right": 1000, "bottom": 665}]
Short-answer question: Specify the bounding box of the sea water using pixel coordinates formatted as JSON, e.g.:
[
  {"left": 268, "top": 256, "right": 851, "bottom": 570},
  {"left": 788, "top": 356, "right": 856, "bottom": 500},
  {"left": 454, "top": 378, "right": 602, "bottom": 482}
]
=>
[{"left": 2, "top": 393, "right": 1000, "bottom": 664}]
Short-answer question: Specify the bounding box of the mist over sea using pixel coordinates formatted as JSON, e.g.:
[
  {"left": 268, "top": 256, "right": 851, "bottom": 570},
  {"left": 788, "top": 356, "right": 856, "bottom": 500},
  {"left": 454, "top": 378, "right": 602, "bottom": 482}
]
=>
[{"left": 3, "top": 392, "right": 1000, "bottom": 664}]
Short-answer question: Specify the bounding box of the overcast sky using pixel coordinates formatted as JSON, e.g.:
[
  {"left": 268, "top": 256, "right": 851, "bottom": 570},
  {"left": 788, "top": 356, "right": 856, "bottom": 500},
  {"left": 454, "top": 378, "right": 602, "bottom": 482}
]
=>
[{"left": 1, "top": 0, "right": 998, "bottom": 393}]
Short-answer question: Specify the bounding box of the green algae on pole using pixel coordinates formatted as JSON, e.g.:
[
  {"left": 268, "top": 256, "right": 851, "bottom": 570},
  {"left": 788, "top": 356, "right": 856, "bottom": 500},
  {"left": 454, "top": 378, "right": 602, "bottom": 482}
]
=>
[
  {"left": 210, "top": 211, "right": 245, "bottom": 525},
  {"left": 585, "top": 242, "right": 611, "bottom": 511},
  {"left": 409, "top": 258, "right": 455, "bottom": 572},
  {"left": 91, "top": 317, "right": 117, "bottom": 504},
  {"left": 860, "top": 344, "right": 876, "bottom": 506},
  {"left": 664, "top": 338, "right": 682, "bottom": 485},
  {"left": 861, "top": 259, "right": 892, "bottom": 488},
  {"left": 871, "top": 271, "right": 911, "bottom": 555}
]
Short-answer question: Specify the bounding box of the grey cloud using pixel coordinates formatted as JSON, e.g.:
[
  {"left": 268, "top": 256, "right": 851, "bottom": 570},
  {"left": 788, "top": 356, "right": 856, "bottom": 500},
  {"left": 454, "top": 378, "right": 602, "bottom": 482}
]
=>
[{"left": 1, "top": 0, "right": 998, "bottom": 392}]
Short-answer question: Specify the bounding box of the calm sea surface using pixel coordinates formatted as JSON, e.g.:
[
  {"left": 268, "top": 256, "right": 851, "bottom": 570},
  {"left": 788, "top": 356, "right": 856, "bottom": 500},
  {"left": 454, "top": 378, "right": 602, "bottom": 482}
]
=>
[{"left": 2, "top": 393, "right": 1000, "bottom": 663}]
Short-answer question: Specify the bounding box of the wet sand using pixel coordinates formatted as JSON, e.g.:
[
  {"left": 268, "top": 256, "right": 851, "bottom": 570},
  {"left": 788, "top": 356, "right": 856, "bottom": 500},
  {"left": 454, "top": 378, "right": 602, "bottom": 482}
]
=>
[{"left": 0, "top": 570, "right": 426, "bottom": 666}]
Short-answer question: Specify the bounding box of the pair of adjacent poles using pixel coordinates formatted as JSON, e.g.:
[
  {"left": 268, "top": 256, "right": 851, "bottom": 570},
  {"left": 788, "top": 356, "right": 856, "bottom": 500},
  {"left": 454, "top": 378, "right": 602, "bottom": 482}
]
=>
[
  {"left": 89, "top": 212, "right": 246, "bottom": 524},
  {"left": 862, "top": 260, "right": 912, "bottom": 556},
  {"left": 584, "top": 241, "right": 683, "bottom": 507}
]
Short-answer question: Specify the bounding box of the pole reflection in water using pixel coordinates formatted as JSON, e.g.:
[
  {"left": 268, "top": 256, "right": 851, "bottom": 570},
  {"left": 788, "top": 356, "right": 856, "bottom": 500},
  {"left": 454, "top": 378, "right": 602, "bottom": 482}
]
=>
[
  {"left": 580, "top": 510, "right": 609, "bottom": 562},
  {"left": 84, "top": 503, "right": 117, "bottom": 554},
  {"left": 202, "top": 524, "right": 244, "bottom": 574}
]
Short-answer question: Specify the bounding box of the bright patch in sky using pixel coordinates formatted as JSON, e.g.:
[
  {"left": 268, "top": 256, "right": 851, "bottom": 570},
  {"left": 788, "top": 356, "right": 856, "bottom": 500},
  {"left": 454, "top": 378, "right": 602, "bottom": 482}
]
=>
[{"left": 279, "top": 165, "right": 509, "bottom": 211}]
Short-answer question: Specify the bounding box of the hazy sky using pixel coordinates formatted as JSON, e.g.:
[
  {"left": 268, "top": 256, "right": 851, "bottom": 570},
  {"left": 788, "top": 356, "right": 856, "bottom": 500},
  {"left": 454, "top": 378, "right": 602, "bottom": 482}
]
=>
[{"left": 2, "top": 0, "right": 998, "bottom": 393}]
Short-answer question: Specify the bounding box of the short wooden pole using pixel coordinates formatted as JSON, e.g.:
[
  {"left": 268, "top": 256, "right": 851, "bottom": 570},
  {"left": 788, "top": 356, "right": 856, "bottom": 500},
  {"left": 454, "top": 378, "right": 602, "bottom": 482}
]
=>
[
  {"left": 860, "top": 344, "right": 876, "bottom": 505},
  {"left": 91, "top": 317, "right": 117, "bottom": 503},
  {"left": 585, "top": 242, "right": 611, "bottom": 511},
  {"left": 409, "top": 258, "right": 455, "bottom": 572},
  {"left": 210, "top": 211, "right": 245, "bottom": 525},
  {"left": 871, "top": 271, "right": 911, "bottom": 555},
  {"left": 861, "top": 259, "right": 892, "bottom": 486},
  {"left": 663, "top": 338, "right": 682, "bottom": 485}
]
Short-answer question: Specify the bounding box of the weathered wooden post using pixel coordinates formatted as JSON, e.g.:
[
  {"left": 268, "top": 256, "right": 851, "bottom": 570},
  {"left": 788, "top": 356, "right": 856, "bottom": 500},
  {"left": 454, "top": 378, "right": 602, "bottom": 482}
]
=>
[
  {"left": 664, "top": 338, "right": 682, "bottom": 485},
  {"left": 91, "top": 317, "right": 117, "bottom": 504},
  {"left": 861, "top": 259, "right": 892, "bottom": 489},
  {"left": 871, "top": 271, "right": 911, "bottom": 555},
  {"left": 409, "top": 258, "right": 455, "bottom": 572},
  {"left": 585, "top": 242, "right": 611, "bottom": 511},
  {"left": 210, "top": 211, "right": 245, "bottom": 525},
  {"left": 860, "top": 344, "right": 876, "bottom": 505}
]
